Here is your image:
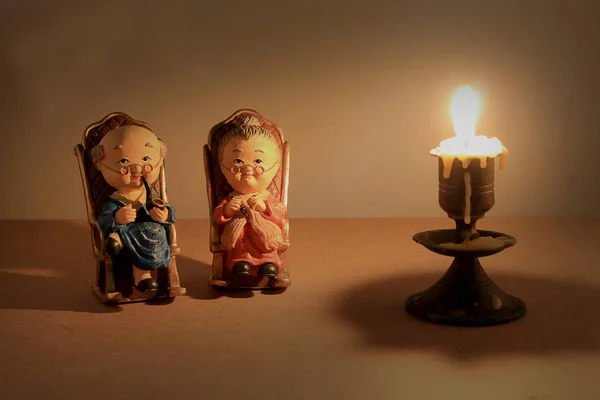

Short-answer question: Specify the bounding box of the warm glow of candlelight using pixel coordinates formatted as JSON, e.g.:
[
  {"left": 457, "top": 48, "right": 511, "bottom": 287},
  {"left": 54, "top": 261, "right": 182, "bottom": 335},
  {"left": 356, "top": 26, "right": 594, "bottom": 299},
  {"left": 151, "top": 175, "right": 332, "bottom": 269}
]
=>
[
  {"left": 451, "top": 85, "right": 480, "bottom": 143},
  {"left": 431, "top": 85, "right": 505, "bottom": 158}
]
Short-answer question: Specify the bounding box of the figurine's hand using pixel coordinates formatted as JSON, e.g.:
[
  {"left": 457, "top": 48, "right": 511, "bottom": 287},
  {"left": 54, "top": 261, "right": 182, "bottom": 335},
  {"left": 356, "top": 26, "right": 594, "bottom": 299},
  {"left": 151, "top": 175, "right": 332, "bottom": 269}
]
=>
[
  {"left": 224, "top": 196, "right": 243, "bottom": 218},
  {"left": 247, "top": 197, "right": 266, "bottom": 212},
  {"left": 115, "top": 203, "right": 136, "bottom": 225},
  {"left": 150, "top": 207, "right": 169, "bottom": 222}
]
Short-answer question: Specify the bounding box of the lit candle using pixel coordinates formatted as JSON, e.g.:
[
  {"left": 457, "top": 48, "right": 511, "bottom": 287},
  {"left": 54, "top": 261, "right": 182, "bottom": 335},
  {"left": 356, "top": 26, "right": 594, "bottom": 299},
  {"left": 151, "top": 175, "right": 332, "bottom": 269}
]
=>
[
  {"left": 431, "top": 85, "right": 508, "bottom": 180},
  {"left": 431, "top": 85, "right": 508, "bottom": 230}
]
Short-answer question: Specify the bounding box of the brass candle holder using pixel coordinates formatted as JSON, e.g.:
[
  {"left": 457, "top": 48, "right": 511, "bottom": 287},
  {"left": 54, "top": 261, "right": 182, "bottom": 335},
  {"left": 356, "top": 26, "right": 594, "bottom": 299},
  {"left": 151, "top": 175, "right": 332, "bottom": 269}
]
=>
[{"left": 405, "top": 155, "right": 527, "bottom": 326}]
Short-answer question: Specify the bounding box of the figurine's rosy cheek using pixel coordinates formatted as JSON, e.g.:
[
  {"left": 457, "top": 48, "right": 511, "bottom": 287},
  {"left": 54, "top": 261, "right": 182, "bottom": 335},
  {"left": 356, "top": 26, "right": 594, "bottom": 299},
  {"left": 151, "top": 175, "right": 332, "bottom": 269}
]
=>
[
  {"left": 255, "top": 166, "right": 264, "bottom": 175},
  {"left": 119, "top": 166, "right": 128, "bottom": 175},
  {"left": 231, "top": 166, "right": 241, "bottom": 175},
  {"left": 143, "top": 164, "right": 153, "bottom": 173}
]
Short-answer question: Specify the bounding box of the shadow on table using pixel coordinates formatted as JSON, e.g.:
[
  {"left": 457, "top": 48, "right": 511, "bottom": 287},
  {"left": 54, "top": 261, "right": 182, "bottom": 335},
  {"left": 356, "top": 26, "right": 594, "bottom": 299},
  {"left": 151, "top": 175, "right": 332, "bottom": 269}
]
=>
[
  {"left": 0, "top": 221, "right": 123, "bottom": 313},
  {"left": 0, "top": 219, "right": 289, "bottom": 313},
  {"left": 335, "top": 271, "right": 600, "bottom": 360},
  {"left": 0, "top": 220, "right": 261, "bottom": 310},
  {"left": 174, "top": 255, "right": 224, "bottom": 300},
  {"left": 177, "top": 255, "right": 288, "bottom": 300}
]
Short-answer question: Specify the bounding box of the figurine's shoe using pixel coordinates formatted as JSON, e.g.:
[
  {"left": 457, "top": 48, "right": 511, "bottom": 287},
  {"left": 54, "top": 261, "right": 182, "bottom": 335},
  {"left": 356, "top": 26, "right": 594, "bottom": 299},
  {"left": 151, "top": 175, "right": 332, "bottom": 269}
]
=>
[
  {"left": 258, "top": 263, "right": 278, "bottom": 278},
  {"left": 232, "top": 262, "right": 251, "bottom": 276},
  {"left": 106, "top": 237, "right": 122, "bottom": 258},
  {"left": 135, "top": 278, "right": 158, "bottom": 292}
]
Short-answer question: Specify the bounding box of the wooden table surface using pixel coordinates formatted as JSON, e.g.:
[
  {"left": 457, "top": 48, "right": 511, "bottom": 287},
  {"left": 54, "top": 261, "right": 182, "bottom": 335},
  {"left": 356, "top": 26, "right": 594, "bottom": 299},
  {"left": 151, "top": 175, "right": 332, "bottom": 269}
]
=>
[{"left": 1, "top": 217, "right": 599, "bottom": 400}]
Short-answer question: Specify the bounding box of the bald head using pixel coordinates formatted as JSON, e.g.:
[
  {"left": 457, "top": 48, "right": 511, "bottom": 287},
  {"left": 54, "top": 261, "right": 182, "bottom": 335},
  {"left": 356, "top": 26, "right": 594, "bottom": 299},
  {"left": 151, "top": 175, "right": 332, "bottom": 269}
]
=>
[
  {"left": 91, "top": 125, "right": 166, "bottom": 168},
  {"left": 101, "top": 125, "right": 159, "bottom": 149}
]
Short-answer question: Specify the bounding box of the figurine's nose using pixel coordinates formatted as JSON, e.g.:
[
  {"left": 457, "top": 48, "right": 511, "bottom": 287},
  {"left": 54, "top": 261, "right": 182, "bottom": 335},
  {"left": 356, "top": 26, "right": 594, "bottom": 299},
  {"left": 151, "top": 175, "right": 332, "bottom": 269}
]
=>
[
  {"left": 241, "top": 165, "right": 254, "bottom": 174},
  {"left": 130, "top": 164, "right": 143, "bottom": 174}
]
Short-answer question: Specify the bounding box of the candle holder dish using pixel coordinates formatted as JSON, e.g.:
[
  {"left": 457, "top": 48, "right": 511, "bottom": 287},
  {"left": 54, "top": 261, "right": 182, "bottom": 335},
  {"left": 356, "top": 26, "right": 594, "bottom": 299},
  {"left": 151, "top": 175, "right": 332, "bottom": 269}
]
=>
[{"left": 405, "top": 156, "right": 527, "bottom": 326}]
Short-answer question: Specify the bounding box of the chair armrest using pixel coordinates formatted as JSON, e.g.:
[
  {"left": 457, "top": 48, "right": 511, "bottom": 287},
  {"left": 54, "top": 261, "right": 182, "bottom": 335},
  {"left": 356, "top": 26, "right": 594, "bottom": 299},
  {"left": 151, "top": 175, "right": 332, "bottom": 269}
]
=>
[
  {"left": 210, "top": 243, "right": 225, "bottom": 253},
  {"left": 169, "top": 224, "right": 181, "bottom": 255},
  {"left": 89, "top": 221, "right": 112, "bottom": 262}
]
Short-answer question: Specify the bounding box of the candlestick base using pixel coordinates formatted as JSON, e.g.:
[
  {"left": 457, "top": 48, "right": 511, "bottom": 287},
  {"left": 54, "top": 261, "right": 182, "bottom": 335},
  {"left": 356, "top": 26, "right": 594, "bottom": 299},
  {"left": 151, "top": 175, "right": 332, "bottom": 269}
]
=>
[{"left": 405, "top": 229, "right": 526, "bottom": 327}]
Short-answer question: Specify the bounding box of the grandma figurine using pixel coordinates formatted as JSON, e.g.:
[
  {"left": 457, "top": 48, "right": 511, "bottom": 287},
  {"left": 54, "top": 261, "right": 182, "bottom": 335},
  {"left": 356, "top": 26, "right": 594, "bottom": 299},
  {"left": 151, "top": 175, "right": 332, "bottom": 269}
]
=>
[
  {"left": 92, "top": 125, "right": 176, "bottom": 293},
  {"left": 205, "top": 110, "right": 291, "bottom": 289}
]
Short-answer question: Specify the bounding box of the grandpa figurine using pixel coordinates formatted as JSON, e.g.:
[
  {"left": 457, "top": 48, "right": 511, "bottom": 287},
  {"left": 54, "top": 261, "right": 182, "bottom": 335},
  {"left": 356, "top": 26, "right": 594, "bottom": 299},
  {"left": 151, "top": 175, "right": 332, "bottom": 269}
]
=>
[{"left": 91, "top": 125, "right": 176, "bottom": 292}]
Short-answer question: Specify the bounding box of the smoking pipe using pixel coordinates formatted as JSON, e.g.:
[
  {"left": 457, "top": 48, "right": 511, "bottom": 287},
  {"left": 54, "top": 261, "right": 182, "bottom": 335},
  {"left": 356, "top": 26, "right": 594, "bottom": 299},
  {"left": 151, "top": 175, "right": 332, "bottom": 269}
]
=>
[{"left": 142, "top": 176, "right": 166, "bottom": 211}]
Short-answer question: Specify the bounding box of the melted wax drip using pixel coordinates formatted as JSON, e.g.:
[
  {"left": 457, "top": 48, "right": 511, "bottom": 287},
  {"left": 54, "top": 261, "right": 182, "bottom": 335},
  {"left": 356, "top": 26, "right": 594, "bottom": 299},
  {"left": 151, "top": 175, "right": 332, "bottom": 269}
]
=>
[
  {"left": 439, "top": 235, "right": 515, "bottom": 251},
  {"left": 433, "top": 138, "right": 509, "bottom": 244},
  {"left": 464, "top": 172, "right": 471, "bottom": 225}
]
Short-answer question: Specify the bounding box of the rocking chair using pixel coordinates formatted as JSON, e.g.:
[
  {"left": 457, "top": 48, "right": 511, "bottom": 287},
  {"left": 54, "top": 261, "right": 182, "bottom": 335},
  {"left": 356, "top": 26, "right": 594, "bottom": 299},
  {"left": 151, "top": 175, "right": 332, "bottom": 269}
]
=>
[
  {"left": 204, "top": 109, "right": 291, "bottom": 289},
  {"left": 74, "top": 112, "right": 186, "bottom": 303}
]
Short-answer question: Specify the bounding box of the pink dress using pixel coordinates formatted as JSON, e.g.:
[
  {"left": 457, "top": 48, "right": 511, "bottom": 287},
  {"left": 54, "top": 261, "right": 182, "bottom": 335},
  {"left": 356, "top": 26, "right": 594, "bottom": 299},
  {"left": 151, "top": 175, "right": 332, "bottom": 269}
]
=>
[{"left": 214, "top": 193, "right": 287, "bottom": 271}]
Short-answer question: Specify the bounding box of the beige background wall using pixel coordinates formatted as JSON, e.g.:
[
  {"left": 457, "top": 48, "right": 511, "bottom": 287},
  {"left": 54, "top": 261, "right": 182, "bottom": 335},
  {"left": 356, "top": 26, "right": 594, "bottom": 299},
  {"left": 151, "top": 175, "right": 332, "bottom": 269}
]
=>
[{"left": 1, "top": 0, "right": 599, "bottom": 219}]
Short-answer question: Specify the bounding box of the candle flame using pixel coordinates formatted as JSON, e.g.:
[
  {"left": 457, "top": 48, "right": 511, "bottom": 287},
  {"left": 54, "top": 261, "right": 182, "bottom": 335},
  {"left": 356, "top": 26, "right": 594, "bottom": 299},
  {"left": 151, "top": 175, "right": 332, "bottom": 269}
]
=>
[
  {"left": 431, "top": 84, "right": 506, "bottom": 159},
  {"left": 451, "top": 85, "right": 480, "bottom": 142}
]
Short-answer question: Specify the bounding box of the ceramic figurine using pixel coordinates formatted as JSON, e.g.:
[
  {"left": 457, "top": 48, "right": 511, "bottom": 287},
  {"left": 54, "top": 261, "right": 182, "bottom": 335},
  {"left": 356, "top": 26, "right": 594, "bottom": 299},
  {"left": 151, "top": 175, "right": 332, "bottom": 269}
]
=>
[
  {"left": 74, "top": 112, "right": 186, "bottom": 303},
  {"left": 204, "top": 109, "right": 291, "bottom": 289}
]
